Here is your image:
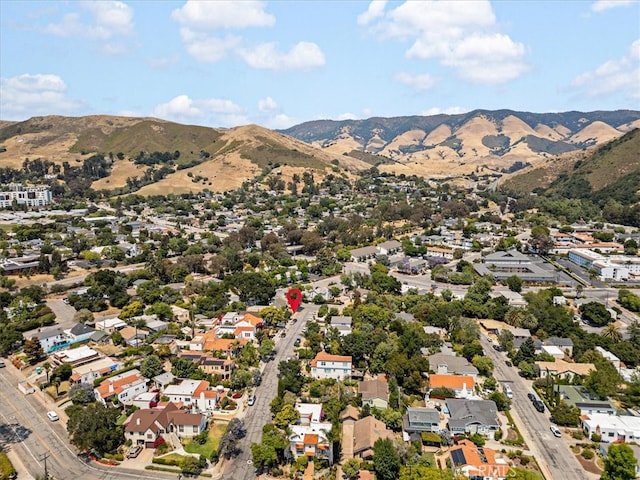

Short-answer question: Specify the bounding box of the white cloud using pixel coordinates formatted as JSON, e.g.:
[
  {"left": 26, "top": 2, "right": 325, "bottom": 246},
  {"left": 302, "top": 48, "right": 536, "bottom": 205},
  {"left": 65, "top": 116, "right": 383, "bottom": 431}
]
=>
[
  {"left": 395, "top": 72, "right": 436, "bottom": 91},
  {"left": 419, "top": 106, "right": 469, "bottom": 116},
  {"left": 172, "top": 1, "right": 275, "bottom": 30},
  {"left": 337, "top": 112, "right": 359, "bottom": 120},
  {"left": 571, "top": 39, "right": 640, "bottom": 99},
  {"left": 152, "top": 95, "right": 244, "bottom": 126},
  {"left": 172, "top": 0, "right": 325, "bottom": 71},
  {"left": 0, "top": 73, "right": 85, "bottom": 120},
  {"left": 357, "top": 1, "right": 387, "bottom": 26},
  {"left": 592, "top": 0, "right": 638, "bottom": 12},
  {"left": 258, "top": 97, "right": 278, "bottom": 112},
  {"left": 44, "top": 1, "right": 134, "bottom": 40},
  {"left": 262, "top": 113, "right": 297, "bottom": 129},
  {"left": 237, "top": 41, "right": 325, "bottom": 71},
  {"left": 179, "top": 30, "right": 241, "bottom": 63},
  {"left": 362, "top": 1, "right": 529, "bottom": 85}
]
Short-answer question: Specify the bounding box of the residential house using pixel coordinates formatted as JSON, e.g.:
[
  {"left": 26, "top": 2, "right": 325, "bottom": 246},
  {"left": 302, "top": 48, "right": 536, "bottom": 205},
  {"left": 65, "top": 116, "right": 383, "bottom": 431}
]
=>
[
  {"left": 119, "top": 326, "right": 149, "bottom": 347},
  {"left": 402, "top": 407, "right": 440, "bottom": 436},
  {"left": 595, "top": 346, "right": 621, "bottom": 370},
  {"left": 23, "top": 327, "right": 67, "bottom": 354},
  {"left": 69, "top": 357, "right": 121, "bottom": 385},
  {"left": 153, "top": 372, "right": 175, "bottom": 390},
  {"left": 296, "top": 403, "right": 323, "bottom": 425},
  {"left": 124, "top": 402, "right": 207, "bottom": 448},
  {"left": 425, "top": 246, "right": 455, "bottom": 260},
  {"left": 163, "top": 379, "right": 221, "bottom": 413},
  {"left": 348, "top": 416, "right": 394, "bottom": 460},
  {"left": 450, "top": 440, "right": 510, "bottom": 480},
  {"left": 132, "top": 391, "right": 160, "bottom": 409},
  {"left": 310, "top": 352, "right": 352, "bottom": 380},
  {"left": 51, "top": 345, "right": 101, "bottom": 366},
  {"left": 428, "top": 353, "right": 479, "bottom": 379},
  {"left": 94, "top": 369, "right": 148, "bottom": 405},
  {"left": 377, "top": 240, "right": 402, "bottom": 255},
  {"left": 329, "top": 316, "right": 352, "bottom": 337},
  {"left": 289, "top": 422, "right": 334, "bottom": 465},
  {"left": 178, "top": 351, "right": 234, "bottom": 380},
  {"left": 581, "top": 413, "right": 640, "bottom": 443},
  {"left": 446, "top": 399, "right": 500, "bottom": 436},
  {"left": 94, "top": 316, "right": 127, "bottom": 333},
  {"left": 544, "top": 337, "right": 574, "bottom": 357},
  {"left": 359, "top": 376, "right": 389, "bottom": 410},
  {"left": 64, "top": 323, "right": 96, "bottom": 344},
  {"left": 536, "top": 359, "right": 595, "bottom": 380},
  {"left": 350, "top": 246, "right": 380, "bottom": 263},
  {"left": 428, "top": 374, "right": 475, "bottom": 398},
  {"left": 557, "top": 386, "right": 616, "bottom": 416}
]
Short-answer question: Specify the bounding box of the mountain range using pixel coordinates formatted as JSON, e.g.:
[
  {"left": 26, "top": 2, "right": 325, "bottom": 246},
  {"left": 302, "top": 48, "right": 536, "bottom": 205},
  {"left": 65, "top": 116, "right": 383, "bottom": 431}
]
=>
[{"left": 0, "top": 109, "right": 639, "bottom": 194}]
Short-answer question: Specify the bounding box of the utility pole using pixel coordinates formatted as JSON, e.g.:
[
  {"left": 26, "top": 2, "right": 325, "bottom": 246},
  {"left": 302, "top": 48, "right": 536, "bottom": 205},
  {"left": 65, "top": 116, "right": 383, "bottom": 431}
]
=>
[{"left": 39, "top": 451, "right": 50, "bottom": 479}]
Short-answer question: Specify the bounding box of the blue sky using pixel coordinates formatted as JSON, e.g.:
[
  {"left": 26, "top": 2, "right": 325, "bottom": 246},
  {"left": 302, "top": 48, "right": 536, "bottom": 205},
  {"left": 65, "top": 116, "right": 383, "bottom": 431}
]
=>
[{"left": 1, "top": 1, "right": 639, "bottom": 129}]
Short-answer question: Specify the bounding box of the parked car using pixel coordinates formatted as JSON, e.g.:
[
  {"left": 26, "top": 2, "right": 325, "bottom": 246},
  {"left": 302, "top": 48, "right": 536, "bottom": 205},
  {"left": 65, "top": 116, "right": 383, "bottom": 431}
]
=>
[
  {"left": 550, "top": 425, "right": 562, "bottom": 437},
  {"left": 527, "top": 393, "right": 536, "bottom": 402},
  {"left": 46, "top": 411, "right": 59, "bottom": 422},
  {"left": 0, "top": 360, "right": 6, "bottom": 368},
  {"left": 294, "top": 338, "right": 301, "bottom": 347},
  {"left": 533, "top": 400, "right": 545, "bottom": 413},
  {"left": 280, "top": 331, "right": 286, "bottom": 338},
  {"left": 127, "top": 445, "right": 142, "bottom": 458},
  {"left": 248, "top": 394, "right": 256, "bottom": 406},
  {"left": 505, "top": 360, "right": 513, "bottom": 367}
]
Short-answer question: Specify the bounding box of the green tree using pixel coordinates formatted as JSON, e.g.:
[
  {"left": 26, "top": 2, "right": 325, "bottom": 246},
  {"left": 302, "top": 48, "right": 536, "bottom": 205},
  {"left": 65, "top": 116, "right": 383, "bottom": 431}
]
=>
[
  {"left": 65, "top": 403, "right": 123, "bottom": 455},
  {"left": 342, "top": 457, "right": 361, "bottom": 480},
  {"left": 273, "top": 404, "right": 300, "bottom": 429},
  {"left": 373, "top": 438, "right": 401, "bottom": 480},
  {"left": 140, "top": 354, "right": 164, "bottom": 379},
  {"left": 278, "top": 359, "right": 305, "bottom": 395},
  {"left": 580, "top": 302, "right": 612, "bottom": 327},
  {"left": 489, "top": 391, "right": 511, "bottom": 411},
  {"left": 601, "top": 443, "right": 637, "bottom": 480},
  {"left": 472, "top": 355, "right": 494, "bottom": 376},
  {"left": 461, "top": 340, "right": 484, "bottom": 362},
  {"left": 504, "top": 275, "right": 523, "bottom": 293},
  {"left": 551, "top": 400, "right": 580, "bottom": 426},
  {"left": 23, "top": 336, "right": 44, "bottom": 362},
  {"left": 69, "top": 383, "right": 95, "bottom": 405},
  {"left": 584, "top": 356, "right": 622, "bottom": 398},
  {"left": 258, "top": 338, "right": 275, "bottom": 359}
]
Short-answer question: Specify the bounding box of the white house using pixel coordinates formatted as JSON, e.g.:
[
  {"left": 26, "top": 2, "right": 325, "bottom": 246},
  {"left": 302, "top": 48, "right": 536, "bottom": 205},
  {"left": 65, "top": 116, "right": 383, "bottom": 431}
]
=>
[
  {"left": 581, "top": 413, "right": 640, "bottom": 443},
  {"left": 94, "top": 369, "right": 148, "bottom": 405},
  {"left": 310, "top": 352, "right": 352, "bottom": 380}
]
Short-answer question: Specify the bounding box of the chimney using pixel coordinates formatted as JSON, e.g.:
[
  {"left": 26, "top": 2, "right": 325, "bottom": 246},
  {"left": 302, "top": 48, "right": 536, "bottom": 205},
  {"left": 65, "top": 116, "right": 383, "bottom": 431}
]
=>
[
  {"left": 136, "top": 418, "right": 141, "bottom": 425},
  {"left": 109, "top": 382, "right": 114, "bottom": 393}
]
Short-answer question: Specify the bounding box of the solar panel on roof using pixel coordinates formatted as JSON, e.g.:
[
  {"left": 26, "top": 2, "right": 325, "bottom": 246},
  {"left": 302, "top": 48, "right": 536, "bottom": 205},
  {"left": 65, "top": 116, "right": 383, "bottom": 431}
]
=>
[{"left": 451, "top": 449, "right": 466, "bottom": 466}]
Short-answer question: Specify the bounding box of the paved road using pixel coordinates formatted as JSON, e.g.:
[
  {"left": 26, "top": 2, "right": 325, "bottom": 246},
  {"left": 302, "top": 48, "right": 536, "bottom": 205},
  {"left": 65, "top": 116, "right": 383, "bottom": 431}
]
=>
[
  {"left": 220, "top": 304, "right": 318, "bottom": 480},
  {"left": 0, "top": 362, "right": 187, "bottom": 480},
  {"left": 479, "top": 335, "right": 590, "bottom": 480}
]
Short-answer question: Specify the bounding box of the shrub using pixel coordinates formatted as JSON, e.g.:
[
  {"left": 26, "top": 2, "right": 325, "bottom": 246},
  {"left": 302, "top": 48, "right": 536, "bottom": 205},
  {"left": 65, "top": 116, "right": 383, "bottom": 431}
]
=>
[
  {"left": 581, "top": 449, "right": 594, "bottom": 460},
  {"left": 590, "top": 433, "right": 602, "bottom": 442},
  {"left": 572, "top": 430, "right": 584, "bottom": 440},
  {"left": 494, "top": 429, "right": 503, "bottom": 441}
]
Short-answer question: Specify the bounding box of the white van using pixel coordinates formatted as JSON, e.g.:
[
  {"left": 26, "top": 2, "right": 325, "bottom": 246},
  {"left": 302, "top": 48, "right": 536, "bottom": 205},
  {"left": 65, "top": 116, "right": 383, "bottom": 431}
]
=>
[{"left": 46, "top": 411, "right": 59, "bottom": 422}]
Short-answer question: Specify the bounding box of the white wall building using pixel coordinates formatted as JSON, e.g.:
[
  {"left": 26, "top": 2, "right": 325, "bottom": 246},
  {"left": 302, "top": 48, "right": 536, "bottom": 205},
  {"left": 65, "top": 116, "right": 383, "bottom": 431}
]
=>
[
  {"left": 0, "top": 184, "right": 52, "bottom": 208},
  {"left": 581, "top": 413, "right": 640, "bottom": 443},
  {"left": 310, "top": 352, "right": 352, "bottom": 380}
]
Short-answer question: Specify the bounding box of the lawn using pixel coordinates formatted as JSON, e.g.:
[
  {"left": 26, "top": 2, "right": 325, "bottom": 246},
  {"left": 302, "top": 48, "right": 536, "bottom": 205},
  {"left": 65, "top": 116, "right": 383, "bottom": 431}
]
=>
[
  {"left": 183, "top": 421, "right": 228, "bottom": 458},
  {"left": 0, "top": 450, "right": 16, "bottom": 478}
]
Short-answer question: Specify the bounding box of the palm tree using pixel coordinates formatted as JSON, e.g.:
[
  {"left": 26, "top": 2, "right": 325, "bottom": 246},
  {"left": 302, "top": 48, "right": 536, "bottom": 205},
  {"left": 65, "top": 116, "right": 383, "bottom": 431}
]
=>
[
  {"left": 602, "top": 323, "right": 622, "bottom": 343},
  {"left": 43, "top": 362, "right": 51, "bottom": 383}
]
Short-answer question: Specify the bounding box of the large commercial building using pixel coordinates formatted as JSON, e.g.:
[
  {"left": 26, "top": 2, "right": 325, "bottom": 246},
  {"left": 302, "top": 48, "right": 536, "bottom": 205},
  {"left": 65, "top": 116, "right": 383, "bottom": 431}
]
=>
[{"left": 0, "top": 184, "right": 53, "bottom": 208}]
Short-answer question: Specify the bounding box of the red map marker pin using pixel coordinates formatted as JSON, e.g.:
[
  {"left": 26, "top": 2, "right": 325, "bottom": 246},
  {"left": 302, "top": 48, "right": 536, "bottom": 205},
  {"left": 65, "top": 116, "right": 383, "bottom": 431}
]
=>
[{"left": 286, "top": 288, "right": 302, "bottom": 313}]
